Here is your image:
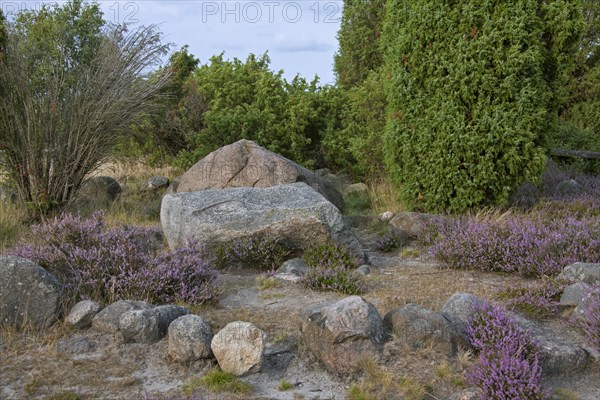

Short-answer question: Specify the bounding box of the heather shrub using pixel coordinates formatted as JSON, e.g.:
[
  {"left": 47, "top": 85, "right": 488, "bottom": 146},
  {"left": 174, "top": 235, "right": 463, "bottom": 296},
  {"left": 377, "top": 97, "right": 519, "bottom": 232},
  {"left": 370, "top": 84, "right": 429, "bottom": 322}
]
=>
[
  {"left": 496, "top": 278, "right": 565, "bottom": 318},
  {"left": 222, "top": 233, "right": 291, "bottom": 271},
  {"left": 428, "top": 210, "right": 600, "bottom": 277},
  {"left": 466, "top": 301, "right": 547, "bottom": 399},
  {"left": 5, "top": 212, "right": 218, "bottom": 304},
  {"left": 303, "top": 242, "right": 364, "bottom": 295},
  {"left": 303, "top": 242, "right": 360, "bottom": 270},
  {"left": 510, "top": 160, "right": 600, "bottom": 209},
  {"left": 574, "top": 285, "right": 600, "bottom": 353}
]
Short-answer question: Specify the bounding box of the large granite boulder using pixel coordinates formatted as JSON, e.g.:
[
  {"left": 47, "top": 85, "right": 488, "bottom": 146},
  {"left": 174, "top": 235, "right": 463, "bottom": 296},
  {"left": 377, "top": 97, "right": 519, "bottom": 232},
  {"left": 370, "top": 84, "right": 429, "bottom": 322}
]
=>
[
  {"left": 161, "top": 182, "right": 366, "bottom": 263},
  {"left": 176, "top": 139, "right": 344, "bottom": 210},
  {"left": 0, "top": 256, "right": 63, "bottom": 329},
  {"left": 301, "top": 296, "right": 386, "bottom": 376}
]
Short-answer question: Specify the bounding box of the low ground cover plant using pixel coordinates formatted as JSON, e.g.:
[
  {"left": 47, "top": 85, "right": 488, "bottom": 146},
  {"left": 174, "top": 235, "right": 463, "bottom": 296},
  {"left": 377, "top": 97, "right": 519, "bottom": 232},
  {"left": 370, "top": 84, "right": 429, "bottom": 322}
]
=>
[
  {"left": 4, "top": 212, "right": 218, "bottom": 304},
  {"left": 466, "top": 301, "right": 547, "bottom": 399},
  {"left": 574, "top": 285, "right": 600, "bottom": 353},
  {"left": 221, "top": 233, "right": 291, "bottom": 271},
  {"left": 496, "top": 278, "right": 566, "bottom": 318},
  {"left": 303, "top": 242, "right": 364, "bottom": 294}
]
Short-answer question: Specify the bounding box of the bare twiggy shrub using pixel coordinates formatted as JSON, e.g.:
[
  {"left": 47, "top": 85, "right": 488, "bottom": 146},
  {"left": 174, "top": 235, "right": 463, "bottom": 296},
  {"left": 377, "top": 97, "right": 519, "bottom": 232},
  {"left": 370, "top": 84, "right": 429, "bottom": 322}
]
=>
[{"left": 0, "top": 22, "right": 170, "bottom": 217}]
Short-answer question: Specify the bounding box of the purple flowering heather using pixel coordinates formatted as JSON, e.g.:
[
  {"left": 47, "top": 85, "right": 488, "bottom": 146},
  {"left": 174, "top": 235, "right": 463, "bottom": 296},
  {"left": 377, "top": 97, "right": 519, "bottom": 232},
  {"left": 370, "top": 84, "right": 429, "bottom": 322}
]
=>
[
  {"left": 428, "top": 209, "right": 599, "bottom": 277},
  {"left": 466, "top": 301, "right": 548, "bottom": 400},
  {"left": 225, "top": 233, "right": 291, "bottom": 270},
  {"left": 4, "top": 212, "right": 218, "bottom": 304},
  {"left": 497, "top": 278, "right": 565, "bottom": 318},
  {"left": 575, "top": 285, "right": 600, "bottom": 353}
]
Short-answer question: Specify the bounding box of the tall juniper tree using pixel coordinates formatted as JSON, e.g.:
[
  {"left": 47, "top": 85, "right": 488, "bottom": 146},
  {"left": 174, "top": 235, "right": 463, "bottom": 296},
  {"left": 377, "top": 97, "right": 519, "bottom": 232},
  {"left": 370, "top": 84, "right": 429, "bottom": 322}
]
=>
[
  {"left": 382, "top": 0, "right": 583, "bottom": 213},
  {"left": 334, "top": 0, "right": 386, "bottom": 88}
]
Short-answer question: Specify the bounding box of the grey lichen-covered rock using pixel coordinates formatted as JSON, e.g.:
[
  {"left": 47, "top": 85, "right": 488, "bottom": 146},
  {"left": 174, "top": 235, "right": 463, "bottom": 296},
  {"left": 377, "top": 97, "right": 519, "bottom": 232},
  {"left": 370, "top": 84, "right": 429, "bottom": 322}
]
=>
[
  {"left": 558, "top": 262, "right": 600, "bottom": 286},
  {"left": 356, "top": 265, "right": 371, "bottom": 276},
  {"left": 388, "top": 211, "right": 439, "bottom": 240},
  {"left": 120, "top": 304, "right": 189, "bottom": 344},
  {"left": 66, "top": 300, "right": 102, "bottom": 329},
  {"left": 79, "top": 176, "right": 122, "bottom": 202},
  {"left": 513, "top": 314, "right": 590, "bottom": 376},
  {"left": 301, "top": 296, "right": 386, "bottom": 376},
  {"left": 440, "top": 293, "right": 485, "bottom": 336},
  {"left": 440, "top": 293, "right": 483, "bottom": 348},
  {"left": 161, "top": 182, "right": 367, "bottom": 263},
  {"left": 168, "top": 314, "right": 214, "bottom": 362},
  {"left": 383, "top": 304, "right": 466, "bottom": 356},
  {"left": 560, "top": 282, "right": 592, "bottom": 307},
  {"left": 92, "top": 300, "right": 153, "bottom": 334},
  {"left": 211, "top": 321, "right": 267, "bottom": 376},
  {"left": 556, "top": 179, "right": 582, "bottom": 195},
  {"left": 0, "top": 256, "right": 63, "bottom": 329},
  {"left": 177, "top": 139, "right": 344, "bottom": 210},
  {"left": 277, "top": 258, "right": 309, "bottom": 276},
  {"left": 143, "top": 176, "right": 170, "bottom": 191}
]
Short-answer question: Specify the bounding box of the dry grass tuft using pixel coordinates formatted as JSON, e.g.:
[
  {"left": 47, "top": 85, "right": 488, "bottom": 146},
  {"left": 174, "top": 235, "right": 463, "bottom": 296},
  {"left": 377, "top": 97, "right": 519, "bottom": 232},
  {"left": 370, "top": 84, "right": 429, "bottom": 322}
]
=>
[
  {"left": 367, "top": 178, "right": 406, "bottom": 214},
  {"left": 0, "top": 201, "right": 29, "bottom": 251}
]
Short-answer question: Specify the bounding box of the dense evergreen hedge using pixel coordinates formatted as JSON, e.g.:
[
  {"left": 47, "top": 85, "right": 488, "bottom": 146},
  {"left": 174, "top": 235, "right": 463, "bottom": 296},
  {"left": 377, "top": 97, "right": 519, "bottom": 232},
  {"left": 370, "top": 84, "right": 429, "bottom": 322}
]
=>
[{"left": 382, "top": 0, "right": 582, "bottom": 213}]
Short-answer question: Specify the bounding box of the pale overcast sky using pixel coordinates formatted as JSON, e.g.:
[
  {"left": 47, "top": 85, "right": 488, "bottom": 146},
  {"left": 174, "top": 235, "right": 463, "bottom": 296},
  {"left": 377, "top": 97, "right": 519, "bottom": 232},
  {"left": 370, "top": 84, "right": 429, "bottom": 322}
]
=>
[{"left": 1, "top": 0, "right": 343, "bottom": 83}]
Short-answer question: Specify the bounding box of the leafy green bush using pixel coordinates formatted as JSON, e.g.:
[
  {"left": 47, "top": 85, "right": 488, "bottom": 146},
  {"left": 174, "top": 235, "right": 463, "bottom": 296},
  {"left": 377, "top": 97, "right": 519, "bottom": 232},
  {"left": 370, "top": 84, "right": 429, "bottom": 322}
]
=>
[
  {"left": 381, "top": 0, "right": 582, "bottom": 213},
  {"left": 173, "top": 53, "right": 345, "bottom": 170}
]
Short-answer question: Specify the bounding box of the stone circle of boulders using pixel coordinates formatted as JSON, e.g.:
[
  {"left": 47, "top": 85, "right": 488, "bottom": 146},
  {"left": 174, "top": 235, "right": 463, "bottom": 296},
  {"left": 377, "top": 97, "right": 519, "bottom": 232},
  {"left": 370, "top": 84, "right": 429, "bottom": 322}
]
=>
[
  {"left": 66, "top": 300, "right": 102, "bottom": 329},
  {"left": 168, "top": 314, "right": 214, "bottom": 362},
  {"left": 79, "top": 176, "right": 122, "bottom": 202},
  {"left": 161, "top": 182, "right": 367, "bottom": 263},
  {"left": 120, "top": 305, "right": 189, "bottom": 344},
  {"left": 211, "top": 321, "right": 267, "bottom": 376},
  {"left": 383, "top": 303, "right": 467, "bottom": 356},
  {"left": 0, "top": 255, "right": 63, "bottom": 329},
  {"left": 92, "top": 300, "right": 154, "bottom": 334},
  {"left": 301, "top": 296, "right": 386, "bottom": 376},
  {"left": 176, "top": 139, "right": 344, "bottom": 210}
]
